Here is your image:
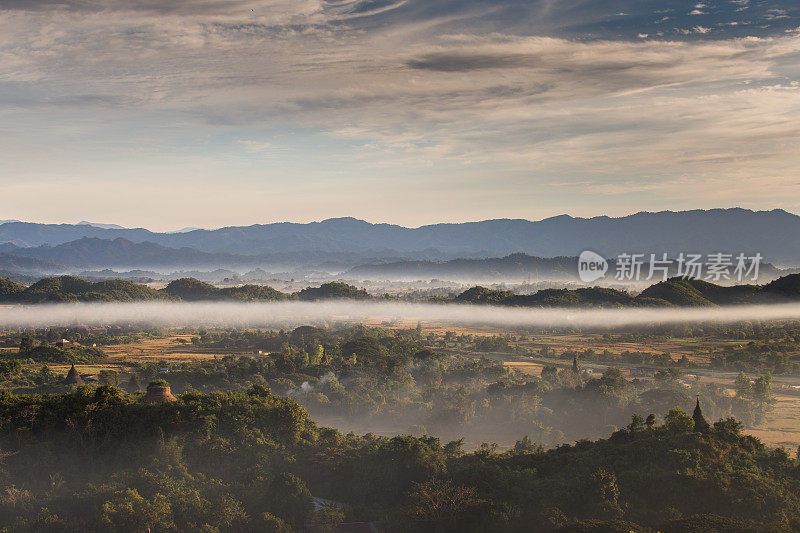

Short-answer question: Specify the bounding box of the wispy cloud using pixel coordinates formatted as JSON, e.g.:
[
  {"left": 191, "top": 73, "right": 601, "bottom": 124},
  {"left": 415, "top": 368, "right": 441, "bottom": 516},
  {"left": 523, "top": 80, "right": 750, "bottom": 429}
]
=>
[
  {"left": 237, "top": 140, "right": 273, "bottom": 153},
  {"left": 1, "top": 0, "right": 800, "bottom": 227}
]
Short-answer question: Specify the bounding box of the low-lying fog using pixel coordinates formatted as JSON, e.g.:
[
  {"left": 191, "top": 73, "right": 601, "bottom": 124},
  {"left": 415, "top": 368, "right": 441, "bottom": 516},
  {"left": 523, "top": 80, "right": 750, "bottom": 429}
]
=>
[{"left": 1, "top": 301, "right": 800, "bottom": 328}]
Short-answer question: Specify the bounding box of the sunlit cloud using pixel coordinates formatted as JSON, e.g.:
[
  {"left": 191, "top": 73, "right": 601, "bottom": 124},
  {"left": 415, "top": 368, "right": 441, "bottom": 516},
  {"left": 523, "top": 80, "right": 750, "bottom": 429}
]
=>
[{"left": 1, "top": 0, "right": 800, "bottom": 227}]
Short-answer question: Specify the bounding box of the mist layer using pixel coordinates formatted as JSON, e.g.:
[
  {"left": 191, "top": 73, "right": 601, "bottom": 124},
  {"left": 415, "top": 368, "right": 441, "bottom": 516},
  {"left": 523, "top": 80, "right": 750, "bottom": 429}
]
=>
[{"left": 1, "top": 301, "right": 800, "bottom": 329}]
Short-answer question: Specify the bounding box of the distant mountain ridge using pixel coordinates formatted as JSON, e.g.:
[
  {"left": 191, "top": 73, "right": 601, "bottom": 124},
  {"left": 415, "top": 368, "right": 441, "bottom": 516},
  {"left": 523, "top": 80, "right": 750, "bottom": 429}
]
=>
[
  {"left": 77, "top": 221, "right": 127, "bottom": 230},
  {"left": 0, "top": 253, "right": 65, "bottom": 275},
  {"left": 345, "top": 253, "right": 792, "bottom": 283},
  {"left": 2, "top": 208, "right": 800, "bottom": 264},
  {"left": 0, "top": 237, "right": 256, "bottom": 269}
]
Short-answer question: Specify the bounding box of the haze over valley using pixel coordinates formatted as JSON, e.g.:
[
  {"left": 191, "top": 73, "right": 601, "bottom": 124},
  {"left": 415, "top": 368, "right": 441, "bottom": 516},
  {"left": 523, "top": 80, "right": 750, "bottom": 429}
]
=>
[{"left": 4, "top": 0, "right": 800, "bottom": 530}]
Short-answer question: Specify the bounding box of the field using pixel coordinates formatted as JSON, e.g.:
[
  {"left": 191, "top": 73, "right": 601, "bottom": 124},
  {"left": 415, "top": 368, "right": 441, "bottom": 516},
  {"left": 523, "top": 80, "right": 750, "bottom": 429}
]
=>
[
  {"left": 6, "top": 321, "right": 800, "bottom": 450},
  {"left": 102, "top": 335, "right": 227, "bottom": 361}
]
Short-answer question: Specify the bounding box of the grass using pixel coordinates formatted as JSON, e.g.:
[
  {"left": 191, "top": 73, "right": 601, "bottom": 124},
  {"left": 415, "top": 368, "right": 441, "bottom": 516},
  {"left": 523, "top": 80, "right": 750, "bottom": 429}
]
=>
[{"left": 102, "top": 335, "right": 238, "bottom": 362}]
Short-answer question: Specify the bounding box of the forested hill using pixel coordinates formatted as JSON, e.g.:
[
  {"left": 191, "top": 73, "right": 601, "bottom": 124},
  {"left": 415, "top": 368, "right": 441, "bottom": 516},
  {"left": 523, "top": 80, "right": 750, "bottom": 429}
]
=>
[
  {"left": 0, "top": 276, "right": 369, "bottom": 303},
  {"left": 0, "top": 387, "right": 798, "bottom": 531},
  {"left": 456, "top": 274, "right": 800, "bottom": 307},
  {"left": 2, "top": 273, "right": 800, "bottom": 305},
  {"left": 3, "top": 208, "right": 800, "bottom": 262}
]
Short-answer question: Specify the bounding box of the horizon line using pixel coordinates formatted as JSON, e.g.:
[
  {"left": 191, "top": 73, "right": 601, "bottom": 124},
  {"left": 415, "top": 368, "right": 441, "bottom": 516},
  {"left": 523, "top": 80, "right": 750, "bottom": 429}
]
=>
[{"left": 2, "top": 207, "right": 796, "bottom": 235}]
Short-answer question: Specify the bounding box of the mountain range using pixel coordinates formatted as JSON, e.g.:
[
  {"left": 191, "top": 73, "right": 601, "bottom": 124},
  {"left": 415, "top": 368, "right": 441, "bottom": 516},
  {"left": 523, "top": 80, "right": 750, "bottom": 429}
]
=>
[
  {"left": 0, "top": 238, "right": 254, "bottom": 270},
  {"left": 1, "top": 209, "right": 799, "bottom": 274}
]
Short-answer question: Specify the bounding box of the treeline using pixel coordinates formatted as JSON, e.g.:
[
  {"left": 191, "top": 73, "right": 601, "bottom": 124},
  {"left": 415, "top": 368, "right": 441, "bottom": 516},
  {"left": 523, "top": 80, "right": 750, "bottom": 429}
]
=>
[
  {"left": 3, "top": 273, "right": 800, "bottom": 306},
  {"left": 0, "top": 275, "right": 369, "bottom": 303},
  {"left": 1, "top": 325, "right": 773, "bottom": 443},
  {"left": 0, "top": 386, "right": 798, "bottom": 531},
  {"left": 458, "top": 274, "right": 800, "bottom": 307}
]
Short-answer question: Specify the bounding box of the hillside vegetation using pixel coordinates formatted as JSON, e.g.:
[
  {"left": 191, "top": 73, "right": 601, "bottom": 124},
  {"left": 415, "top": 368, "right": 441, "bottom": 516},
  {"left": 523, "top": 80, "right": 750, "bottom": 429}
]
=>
[
  {"left": 2, "top": 273, "right": 800, "bottom": 306},
  {"left": 458, "top": 274, "right": 800, "bottom": 307},
  {"left": 0, "top": 277, "right": 360, "bottom": 303},
  {"left": 0, "top": 276, "right": 169, "bottom": 303},
  {"left": 0, "top": 387, "right": 797, "bottom": 531}
]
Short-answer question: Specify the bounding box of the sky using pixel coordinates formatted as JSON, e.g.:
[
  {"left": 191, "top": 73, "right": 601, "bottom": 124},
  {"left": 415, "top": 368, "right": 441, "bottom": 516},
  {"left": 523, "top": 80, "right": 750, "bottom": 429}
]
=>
[{"left": 1, "top": 0, "right": 800, "bottom": 231}]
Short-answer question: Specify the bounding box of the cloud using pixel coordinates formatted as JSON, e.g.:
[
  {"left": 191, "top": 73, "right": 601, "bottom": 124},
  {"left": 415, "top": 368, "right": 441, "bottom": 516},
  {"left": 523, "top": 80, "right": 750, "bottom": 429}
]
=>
[
  {"left": 237, "top": 140, "right": 273, "bottom": 152},
  {"left": 406, "top": 52, "right": 537, "bottom": 71},
  {"left": 1, "top": 0, "right": 800, "bottom": 226}
]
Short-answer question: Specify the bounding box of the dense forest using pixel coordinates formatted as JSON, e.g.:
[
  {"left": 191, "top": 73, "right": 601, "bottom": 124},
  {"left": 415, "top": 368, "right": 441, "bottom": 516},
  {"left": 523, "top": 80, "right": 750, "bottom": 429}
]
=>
[
  {"left": 457, "top": 275, "right": 800, "bottom": 307},
  {"left": 0, "top": 384, "right": 797, "bottom": 531},
  {"left": 0, "top": 276, "right": 367, "bottom": 304},
  {"left": 2, "top": 273, "right": 800, "bottom": 306},
  {"left": 1, "top": 279, "right": 800, "bottom": 530},
  {"left": 0, "top": 325, "right": 779, "bottom": 445}
]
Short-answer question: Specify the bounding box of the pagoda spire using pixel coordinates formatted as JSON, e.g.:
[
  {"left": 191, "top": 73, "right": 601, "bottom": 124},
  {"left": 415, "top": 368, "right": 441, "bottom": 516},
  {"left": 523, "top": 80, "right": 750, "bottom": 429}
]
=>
[
  {"left": 64, "top": 364, "right": 84, "bottom": 386},
  {"left": 692, "top": 395, "right": 710, "bottom": 433}
]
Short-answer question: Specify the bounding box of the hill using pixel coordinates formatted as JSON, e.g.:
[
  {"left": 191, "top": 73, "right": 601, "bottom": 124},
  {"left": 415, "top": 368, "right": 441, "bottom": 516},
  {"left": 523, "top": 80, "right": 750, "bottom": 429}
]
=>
[
  {"left": 297, "top": 281, "right": 371, "bottom": 301},
  {"left": 458, "top": 273, "right": 800, "bottom": 308},
  {"left": 0, "top": 237, "right": 254, "bottom": 269},
  {"left": 3, "top": 273, "right": 800, "bottom": 306},
  {"left": 639, "top": 276, "right": 800, "bottom": 306},
  {"left": 162, "top": 278, "right": 290, "bottom": 301},
  {"left": 0, "top": 388, "right": 797, "bottom": 531},
  {"left": 0, "top": 276, "right": 24, "bottom": 299},
  {"left": 0, "top": 276, "right": 374, "bottom": 303},
  {"left": 457, "top": 285, "right": 638, "bottom": 307},
  {"left": 0, "top": 253, "right": 65, "bottom": 275},
  {"left": 348, "top": 253, "right": 581, "bottom": 281},
  {"left": 10, "top": 276, "right": 169, "bottom": 303},
  {"left": 2, "top": 208, "right": 800, "bottom": 263}
]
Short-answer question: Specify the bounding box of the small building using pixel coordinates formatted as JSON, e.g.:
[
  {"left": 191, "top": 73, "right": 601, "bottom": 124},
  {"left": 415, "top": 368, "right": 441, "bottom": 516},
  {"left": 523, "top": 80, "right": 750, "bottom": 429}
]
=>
[
  {"left": 142, "top": 382, "right": 177, "bottom": 403},
  {"left": 64, "top": 364, "right": 83, "bottom": 386},
  {"left": 126, "top": 374, "right": 142, "bottom": 393}
]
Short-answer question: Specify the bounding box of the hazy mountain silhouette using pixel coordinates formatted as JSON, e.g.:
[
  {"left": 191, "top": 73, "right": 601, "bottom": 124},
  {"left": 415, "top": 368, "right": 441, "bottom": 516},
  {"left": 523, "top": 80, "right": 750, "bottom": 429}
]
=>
[
  {"left": 346, "top": 253, "right": 791, "bottom": 283},
  {"left": 1, "top": 209, "right": 799, "bottom": 264},
  {"left": 0, "top": 238, "right": 252, "bottom": 269}
]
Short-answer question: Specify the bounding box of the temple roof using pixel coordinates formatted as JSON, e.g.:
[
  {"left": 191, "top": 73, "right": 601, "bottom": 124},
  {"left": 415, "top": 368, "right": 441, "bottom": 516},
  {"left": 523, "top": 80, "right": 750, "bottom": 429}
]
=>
[
  {"left": 692, "top": 396, "right": 710, "bottom": 433},
  {"left": 64, "top": 364, "right": 83, "bottom": 386}
]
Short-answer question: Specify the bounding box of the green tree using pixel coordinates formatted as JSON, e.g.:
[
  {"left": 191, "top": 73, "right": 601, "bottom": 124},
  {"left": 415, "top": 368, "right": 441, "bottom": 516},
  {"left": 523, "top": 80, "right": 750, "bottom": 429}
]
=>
[
  {"left": 752, "top": 372, "right": 775, "bottom": 404},
  {"left": 253, "top": 512, "right": 292, "bottom": 533},
  {"left": 665, "top": 408, "right": 694, "bottom": 432},
  {"left": 406, "top": 478, "right": 485, "bottom": 529},
  {"left": 585, "top": 469, "right": 624, "bottom": 519},
  {"left": 734, "top": 372, "right": 752, "bottom": 398},
  {"left": 101, "top": 489, "right": 174, "bottom": 532},
  {"left": 19, "top": 335, "right": 35, "bottom": 353},
  {"left": 627, "top": 414, "right": 644, "bottom": 433},
  {"left": 309, "top": 343, "right": 324, "bottom": 366},
  {"left": 267, "top": 472, "right": 312, "bottom": 527}
]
